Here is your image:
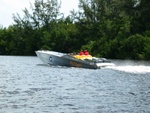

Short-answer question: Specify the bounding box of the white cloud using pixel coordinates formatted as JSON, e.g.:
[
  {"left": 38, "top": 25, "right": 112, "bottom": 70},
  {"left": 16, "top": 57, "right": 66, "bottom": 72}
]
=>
[
  {"left": 0, "top": 0, "right": 34, "bottom": 27},
  {"left": 0, "top": 0, "right": 79, "bottom": 27},
  {"left": 61, "top": 0, "right": 79, "bottom": 16}
]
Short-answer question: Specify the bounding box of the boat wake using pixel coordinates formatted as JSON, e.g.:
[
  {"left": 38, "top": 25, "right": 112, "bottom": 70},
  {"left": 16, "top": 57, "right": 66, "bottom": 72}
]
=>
[{"left": 107, "top": 65, "right": 150, "bottom": 74}]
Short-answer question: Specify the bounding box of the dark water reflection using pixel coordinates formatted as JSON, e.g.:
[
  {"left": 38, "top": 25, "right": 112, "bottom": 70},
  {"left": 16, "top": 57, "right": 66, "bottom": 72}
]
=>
[{"left": 0, "top": 56, "right": 150, "bottom": 113}]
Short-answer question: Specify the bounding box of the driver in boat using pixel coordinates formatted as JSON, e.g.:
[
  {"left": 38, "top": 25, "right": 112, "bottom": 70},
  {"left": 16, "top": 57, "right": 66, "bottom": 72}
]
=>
[
  {"left": 79, "top": 50, "right": 84, "bottom": 55},
  {"left": 84, "top": 50, "right": 89, "bottom": 55},
  {"left": 73, "top": 50, "right": 92, "bottom": 60}
]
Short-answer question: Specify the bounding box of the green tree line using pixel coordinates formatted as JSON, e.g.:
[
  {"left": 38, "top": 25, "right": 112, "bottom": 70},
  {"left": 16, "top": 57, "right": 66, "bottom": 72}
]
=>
[{"left": 0, "top": 0, "right": 150, "bottom": 60}]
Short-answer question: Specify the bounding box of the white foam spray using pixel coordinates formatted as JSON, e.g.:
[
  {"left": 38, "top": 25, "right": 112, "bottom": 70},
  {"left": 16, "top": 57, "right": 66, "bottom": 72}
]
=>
[
  {"left": 106, "top": 60, "right": 150, "bottom": 74},
  {"left": 107, "top": 65, "right": 150, "bottom": 74}
]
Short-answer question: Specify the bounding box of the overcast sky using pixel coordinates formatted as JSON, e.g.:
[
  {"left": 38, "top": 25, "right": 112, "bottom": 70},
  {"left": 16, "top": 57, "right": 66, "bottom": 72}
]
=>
[{"left": 0, "top": 0, "right": 79, "bottom": 28}]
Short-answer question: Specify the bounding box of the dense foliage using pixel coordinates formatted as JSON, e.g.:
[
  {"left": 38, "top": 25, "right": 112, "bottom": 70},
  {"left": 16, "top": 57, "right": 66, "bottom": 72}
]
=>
[{"left": 0, "top": 0, "right": 150, "bottom": 60}]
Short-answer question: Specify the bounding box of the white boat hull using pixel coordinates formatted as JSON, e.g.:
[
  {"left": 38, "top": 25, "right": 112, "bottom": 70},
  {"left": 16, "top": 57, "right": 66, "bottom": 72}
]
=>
[{"left": 35, "top": 50, "right": 114, "bottom": 69}]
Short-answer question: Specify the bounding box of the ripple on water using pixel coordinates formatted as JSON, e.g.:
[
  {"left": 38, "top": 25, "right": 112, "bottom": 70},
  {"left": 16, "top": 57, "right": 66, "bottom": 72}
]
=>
[{"left": 0, "top": 56, "right": 150, "bottom": 113}]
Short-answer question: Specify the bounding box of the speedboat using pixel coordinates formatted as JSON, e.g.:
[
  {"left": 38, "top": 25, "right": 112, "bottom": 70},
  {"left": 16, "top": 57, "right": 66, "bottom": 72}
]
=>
[{"left": 35, "top": 50, "right": 114, "bottom": 69}]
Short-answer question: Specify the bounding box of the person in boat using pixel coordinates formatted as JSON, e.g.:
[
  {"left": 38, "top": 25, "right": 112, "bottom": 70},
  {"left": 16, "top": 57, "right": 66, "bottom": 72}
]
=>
[
  {"left": 84, "top": 50, "right": 89, "bottom": 55},
  {"left": 79, "top": 50, "right": 84, "bottom": 55}
]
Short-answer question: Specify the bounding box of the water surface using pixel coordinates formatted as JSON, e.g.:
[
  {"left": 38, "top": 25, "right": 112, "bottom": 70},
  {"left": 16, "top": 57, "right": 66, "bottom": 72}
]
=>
[{"left": 0, "top": 56, "right": 150, "bottom": 113}]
